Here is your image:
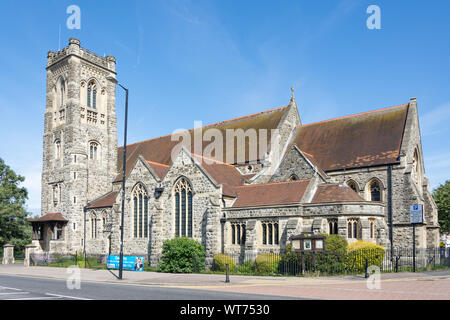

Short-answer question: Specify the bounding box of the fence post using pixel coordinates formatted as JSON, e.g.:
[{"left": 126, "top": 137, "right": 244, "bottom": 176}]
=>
[
  {"left": 365, "top": 258, "right": 369, "bottom": 278},
  {"left": 225, "top": 264, "right": 230, "bottom": 283},
  {"left": 23, "top": 244, "right": 36, "bottom": 267},
  {"left": 2, "top": 244, "right": 14, "bottom": 265}
]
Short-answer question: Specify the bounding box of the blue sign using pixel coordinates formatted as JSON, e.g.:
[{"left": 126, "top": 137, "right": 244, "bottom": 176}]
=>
[{"left": 107, "top": 255, "right": 144, "bottom": 272}]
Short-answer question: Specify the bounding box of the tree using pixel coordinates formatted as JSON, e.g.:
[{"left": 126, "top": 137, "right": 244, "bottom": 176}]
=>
[
  {"left": 0, "top": 158, "right": 32, "bottom": 252},
  {"left": 433, "top": 180, "right": 450, "bottom": 234}
]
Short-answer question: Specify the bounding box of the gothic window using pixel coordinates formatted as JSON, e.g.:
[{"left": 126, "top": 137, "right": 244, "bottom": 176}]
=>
[
  {"left": 91, "top": 214, "right": 97, "bottom": 239},
  {"left": 261, "top": 222, "right": 279, "bottom": 245},
  {"left": 87, "top": 81, "right": 97, "bottom": 109},
  {"left": 89, "top": 141, "right": 99, "bottom": 160},
  {"left": 328, "top": 219, "right": 338, "bottom": 235},
  {"left": 347, "top": 219, "right": 359, "bottom": 239},
  {"left": 174, "top": 177, "right": 193, "bottom": 238},
  {"left": 412, "top": 149, "right": 421, "bottom": 186},
  {"left": 132, "top": 184, "right": 149, "bottom": 238},
  {"left": 369, "top": 180, "right": 381, "bottom": 202},
  {"left": 55, "top": 140, "right": 61, "bottom": 159},
  {"left": 369, "top": 219, "right": 376, "bottom": 239},
  {"left": 52, "top": 184, "right": 61, "bottom": 206},
  {"left": 347, "top": 180, "right": 358, "bottom": 193},
  {"left": 231, "top": 222, "right": 246, "bottom": 245},
  {"left": 59, "top": 79, "right": 65, "bottom": 108}
]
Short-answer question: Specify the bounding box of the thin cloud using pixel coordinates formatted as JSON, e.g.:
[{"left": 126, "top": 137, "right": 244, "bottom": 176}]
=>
[{"left": 421, "top": 102, "right": 450, "bottom": 136}]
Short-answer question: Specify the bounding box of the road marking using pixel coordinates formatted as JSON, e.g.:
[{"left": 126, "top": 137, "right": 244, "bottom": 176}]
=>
[
  {"left": 6, "top": 296, "right": 60, "bottom": 300},
  {"left": 0, "top": 286, "right": 23, "bottom": 291},
  {"left": 0, "top": 292, "right": 29, "bottom": 296},
  {"left": 45, "top": 293, "right": 91, "bottom": 300}
]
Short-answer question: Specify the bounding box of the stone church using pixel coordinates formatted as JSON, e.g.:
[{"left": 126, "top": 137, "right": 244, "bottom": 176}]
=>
[{"left": 31, "top": 38, "right": 440, "bottom": 267}]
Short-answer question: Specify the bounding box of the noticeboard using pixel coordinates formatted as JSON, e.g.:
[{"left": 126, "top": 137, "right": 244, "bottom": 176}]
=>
[
  {"left": 107, "top": 255, "right": 144, "bottom": 272},
  {"left": 410, "top": 204, "right": 423, "bottom": 224}
]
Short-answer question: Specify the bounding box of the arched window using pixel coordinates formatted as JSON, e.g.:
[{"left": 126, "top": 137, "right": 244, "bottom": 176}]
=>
[
  {"left": 261, "top": 221, "right": 279, "bottom": 245},
  {"left": 91, "top": 214, "right": 97, "bottom": 239},
  {"left": 59, "top": 78, "right": 65, "bottom": 107},
  {"left": 89, "top": 141, "right": 99, "bottom": 160},
  {"left": 328, "top": 219, "right": 338, "bottom": 235},
  {"left": 87, "top": 81, "right": 97, "bottom": 109},
  {"left": 132, "top": 184, "right": 149, "bottom": 238},
  {"left": 174, "top": 177, "right": 193, "bottom": 238},
  {"left": 369, "top": 180, "right": 381, "bottom": 202},
  {"left": 347, "top": 219, "right": 359, "bottom": 239},
  {"left": 347, "top": 180, "right": 358, "bottom": 193},
  {"left": 369, "top": 219, "right": 376, "bottom": 239},
  {"left": 55, "top": 140, "right": 61, "bottom": 159},
  {"left": 412, "top": 149, "right": 421, "bottom": 186}
]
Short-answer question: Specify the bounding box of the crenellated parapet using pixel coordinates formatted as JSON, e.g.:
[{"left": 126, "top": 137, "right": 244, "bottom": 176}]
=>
[{"left": 47, "top": 38, "right": 116, "bottom": 72}]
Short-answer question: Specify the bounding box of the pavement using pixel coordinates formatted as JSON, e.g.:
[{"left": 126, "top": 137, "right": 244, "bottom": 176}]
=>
[{"left": 0, "top": 264, "right": 449, "bottom": 299}]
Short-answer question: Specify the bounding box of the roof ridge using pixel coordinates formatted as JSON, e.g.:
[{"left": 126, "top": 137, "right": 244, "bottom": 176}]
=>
[
  {"left": 236, "top": 179, "right": 310, "bottom": 188},
  {"left": 119, "top": 105, "right": 288, "bottom": 150},
  {"left": 297, "top": 103, "right": 409, "bottom": 129}
]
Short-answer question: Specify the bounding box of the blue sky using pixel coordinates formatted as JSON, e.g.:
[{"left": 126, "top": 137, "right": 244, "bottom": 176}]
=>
[{"left": 0, "top": 0, "right": 449, "bottom": 216}]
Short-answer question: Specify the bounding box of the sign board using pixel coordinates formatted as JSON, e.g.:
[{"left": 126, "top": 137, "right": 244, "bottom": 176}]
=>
[
  {"left": 107, "top": 255, "right": 144, "bottom": 272},
  {"left": 410, "top": 204, "right": 423, "bottom": 224}
]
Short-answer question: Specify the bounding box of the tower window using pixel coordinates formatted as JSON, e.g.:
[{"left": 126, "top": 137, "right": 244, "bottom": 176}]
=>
[
  {"left": 55, "top": 140, "right": 61, "bottom": 159},
  {"left": 89, "top": 141, "right": 99, "bottom": 160},
  {"left": 87, "top": 81, "right": 97, "bottom": 109}
]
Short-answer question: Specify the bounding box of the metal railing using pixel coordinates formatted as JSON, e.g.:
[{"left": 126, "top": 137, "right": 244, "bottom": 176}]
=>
[{"left": 212, "top": 247, "right": 450, "bottom": 276}]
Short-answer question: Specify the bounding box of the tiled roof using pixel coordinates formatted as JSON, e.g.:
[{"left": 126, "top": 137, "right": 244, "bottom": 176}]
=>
[
  {"left": 310, "top": 184, "right": 365, "bottom": 203},
  {"left": 146, "top": 160, "right": 170, "bottom": 179},
  {"left": 86, "top": 191, "right": 118, "bottom": 209},
  {"left": 30, "top": 212, "right": 68, "bottom": 223},
  {"left": 293, "top": 103, "right": 409, "bottom": 171},
  {"left": 115, "top": 106, "right": 289, "bottom": 182},
  {"left": 232, "top": 179, "right": 311, "bottom": 208}
]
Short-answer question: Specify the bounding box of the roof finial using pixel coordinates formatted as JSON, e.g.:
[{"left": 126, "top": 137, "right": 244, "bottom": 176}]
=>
[{"left": 290, "top": 86, "right": 295, "bottom": 102}]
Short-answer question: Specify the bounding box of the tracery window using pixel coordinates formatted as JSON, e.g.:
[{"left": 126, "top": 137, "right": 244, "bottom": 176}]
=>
[
  {"left": 261, "top": 221, "right": 279, "bottom": 245},
  {"left": 89, "top": 141, "right": 99, "bottom": 160},
  {"left": 133, "top": 184, "right": 149, "bottom": 238},
  {"left": 369, "top": 180, "right": 381, "bottom": 202},
  {"left": 174, "top": 177, "right": 193, "bottom": 238}
]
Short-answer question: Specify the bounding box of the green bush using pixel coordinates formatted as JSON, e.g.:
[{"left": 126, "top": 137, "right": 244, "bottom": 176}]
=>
[
  {"left": 254, "top": 254, "right": 281, "bottom": 274},
  {"left": 346, "top": 241, "right": 385, "bottom": 272},
  {"left": 324, "top": 234, "right": 348, "bottom": 253},
  {"left": 158, "top": 237, "right": 206, "bottom": 273},
  {"left": 213, "top": 254, "right": 236, "bottom": 271}
]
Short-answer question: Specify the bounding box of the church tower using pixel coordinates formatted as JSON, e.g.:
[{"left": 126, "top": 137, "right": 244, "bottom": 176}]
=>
[{"left": 41, "top": 38, "right": 118, "bottom": 253}]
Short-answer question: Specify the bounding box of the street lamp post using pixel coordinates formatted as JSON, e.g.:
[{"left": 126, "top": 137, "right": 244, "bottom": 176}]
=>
[{"left": 107, "top": 76, "right": 128, "bottom": 280}]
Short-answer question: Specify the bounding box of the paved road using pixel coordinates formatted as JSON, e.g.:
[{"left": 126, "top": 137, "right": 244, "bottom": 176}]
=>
[{"left": 0, "top": 274, "right": 298, "bottom": 300}]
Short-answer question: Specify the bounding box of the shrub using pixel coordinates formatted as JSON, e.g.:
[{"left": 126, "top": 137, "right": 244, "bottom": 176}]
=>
[
  {"left": 254, "top": 254, "right": 281, "bottom": 274},
  {"left": 213, "top": 254, "right": 236, "bottom": 271},
  {"left": 346, "top": 241, "right": 385, "bottom": 272},
  {"left": 324, "top": 234, "right": 348, "bottom": 253},
  {"left": 158, "top": 237, "right": 206, "bottom": 273}
]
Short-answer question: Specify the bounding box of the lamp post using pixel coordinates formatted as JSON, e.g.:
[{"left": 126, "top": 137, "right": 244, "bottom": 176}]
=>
[{"left": 107, "top": 76, "right": 128, "bottom": 280}]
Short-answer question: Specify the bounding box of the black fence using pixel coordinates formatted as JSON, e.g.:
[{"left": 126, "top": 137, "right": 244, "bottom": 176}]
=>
[{"left": 212, "top": 247, "right": 450, "bottom": 276}]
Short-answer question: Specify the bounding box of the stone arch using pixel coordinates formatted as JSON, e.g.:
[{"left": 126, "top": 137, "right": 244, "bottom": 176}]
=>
[
  {"left": 365, "top": 177, "right": 384, "bottom": 202},
  {"left": 346, "top": 179, "right": 360, "bottom": 193}
]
